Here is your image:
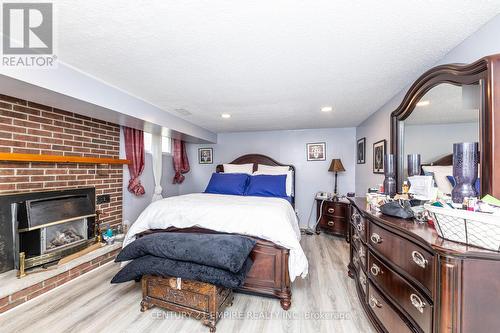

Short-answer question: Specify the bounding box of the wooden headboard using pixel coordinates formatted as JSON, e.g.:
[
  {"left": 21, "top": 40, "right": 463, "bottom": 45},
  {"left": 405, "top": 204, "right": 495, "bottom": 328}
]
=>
[
  {"left": 216, "top": 154, "right": 296, "bottom": 206},
  {"left": 420, "top": 154, "right": 452, "bottom": 174},
  {"left": 427, "top": 154, "right": 453, "bottom": 166}
]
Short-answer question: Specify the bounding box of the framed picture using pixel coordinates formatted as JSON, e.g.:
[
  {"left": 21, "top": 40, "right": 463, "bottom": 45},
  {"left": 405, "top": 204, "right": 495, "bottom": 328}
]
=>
[
  {"left": 306, "top": 142, "right": 326, "bottom": 161},
  {"left": 373, "top": 140, "right": 386, "bottom": 174},
  {"left": 198, "top": 148, "right": 213, "bottom": 164},
  {"left": 357, "top": 137, "right": 366, "bottom": 164}
]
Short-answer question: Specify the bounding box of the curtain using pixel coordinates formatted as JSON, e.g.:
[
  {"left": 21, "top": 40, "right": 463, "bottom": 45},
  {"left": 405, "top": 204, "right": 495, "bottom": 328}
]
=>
[
  {"left": 172, "top": 139, "right": 190, "bottom": 184},
  {"left": 123, "top": 126, "right": 145, "bottom": 196},
  {"left": 151, "top": 133, "right": 163, "bottom": 202}
]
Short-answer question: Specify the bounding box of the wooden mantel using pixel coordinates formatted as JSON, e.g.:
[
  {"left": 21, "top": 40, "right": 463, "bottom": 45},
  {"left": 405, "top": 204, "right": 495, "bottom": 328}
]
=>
[{"left": 0, "top": 153, "right": 130, "bottom": 165}]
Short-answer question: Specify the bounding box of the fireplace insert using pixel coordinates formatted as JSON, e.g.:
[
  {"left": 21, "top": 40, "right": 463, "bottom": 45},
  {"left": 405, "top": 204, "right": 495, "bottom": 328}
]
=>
[{"left": 0, "top": 188, "right": 97, "bottom": 274}]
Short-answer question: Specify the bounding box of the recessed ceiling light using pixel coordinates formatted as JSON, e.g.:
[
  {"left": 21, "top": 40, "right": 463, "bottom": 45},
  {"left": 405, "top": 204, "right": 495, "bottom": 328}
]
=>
[
  {"left": 221, "top": 113, "right": 231, "bottom": 119},
  {"left": 416, "top": 100, "right": 430, "bottom": 107},
  {"left": 321, "top": 106, "right": 333, "bottom": 112}
]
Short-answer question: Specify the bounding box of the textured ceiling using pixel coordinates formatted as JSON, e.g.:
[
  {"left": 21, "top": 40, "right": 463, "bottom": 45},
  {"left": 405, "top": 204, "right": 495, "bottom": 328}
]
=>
[{"left": 54, "top": 1, "right": 500, "bottom": 133}]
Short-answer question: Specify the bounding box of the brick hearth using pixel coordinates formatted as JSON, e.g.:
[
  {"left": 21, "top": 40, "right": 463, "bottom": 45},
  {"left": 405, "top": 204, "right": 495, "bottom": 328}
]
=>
[{"left": 0, "top": 244, "right": 121, "bottom": 314}]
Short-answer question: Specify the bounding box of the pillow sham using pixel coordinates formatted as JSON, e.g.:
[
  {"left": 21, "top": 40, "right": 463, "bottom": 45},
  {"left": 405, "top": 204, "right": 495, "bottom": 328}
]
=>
[
  {"left": 205, "top": 173, "right": 249, "bottom": 195},
  {"left": 223, "top": 163, "right": 254, "bottom": 174},
  {"left": 255, "top": 164, "right": 293, "bottom": 196},
  {"left": 422, "top": 165, "right": 453, "bottom": 194},
  {"left": 111, "top": 255, "right": 253, "bottom": 289},
  {"left": 115, "top": 233, "right": 256, "bottom": 273},
  {"left": 245, "top": 174, "right": 287, "bottom": 198}
]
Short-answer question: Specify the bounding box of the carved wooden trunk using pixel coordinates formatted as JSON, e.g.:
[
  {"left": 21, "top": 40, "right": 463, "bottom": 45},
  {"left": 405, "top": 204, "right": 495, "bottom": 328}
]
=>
[{"left": 141, "top": 275, "right": 233, "bottom": 332}]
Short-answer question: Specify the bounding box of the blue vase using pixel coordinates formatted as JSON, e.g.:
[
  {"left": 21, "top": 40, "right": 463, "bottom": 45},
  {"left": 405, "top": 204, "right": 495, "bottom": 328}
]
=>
[{"left": 451, "top": 142, "right": 479, "bottom": 203}]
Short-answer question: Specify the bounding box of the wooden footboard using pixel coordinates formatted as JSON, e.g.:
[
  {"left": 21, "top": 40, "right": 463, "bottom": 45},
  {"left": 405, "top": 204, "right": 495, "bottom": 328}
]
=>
[
  {"left": 237, "top": 237, "right": 291, "bottom": 310},
  {"left": 138, "top": 227, "right": 292, "bottom": 310}
]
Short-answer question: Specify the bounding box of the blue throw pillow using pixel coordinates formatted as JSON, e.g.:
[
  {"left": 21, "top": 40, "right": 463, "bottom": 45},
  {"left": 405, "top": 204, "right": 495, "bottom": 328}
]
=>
[
  {"left": 446, "top": 175, "right": 456, "bottom": 187},
  {"left": 205, "top": 173, "right": 249, "bottom": 195},
  {"left": 245, "top": 174, "right": 287, "bottom": 198},
  {"left": 447, "top": 175, "right": 481, "bottom": 194}
]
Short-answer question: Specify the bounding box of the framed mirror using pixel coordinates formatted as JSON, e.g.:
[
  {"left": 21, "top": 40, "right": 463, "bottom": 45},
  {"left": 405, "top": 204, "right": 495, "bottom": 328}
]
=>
[{"left": 391, "top": 55, "right": 500, "bottom": 198}]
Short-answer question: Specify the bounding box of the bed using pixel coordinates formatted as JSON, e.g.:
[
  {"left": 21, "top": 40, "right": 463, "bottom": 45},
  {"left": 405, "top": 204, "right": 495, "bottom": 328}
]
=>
[{"left": 123, "top": 154, "right": 308, "bottom": 310}]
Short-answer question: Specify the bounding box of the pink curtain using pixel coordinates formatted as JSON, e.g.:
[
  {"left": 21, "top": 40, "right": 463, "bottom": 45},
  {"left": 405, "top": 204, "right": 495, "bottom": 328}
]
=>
[
  {"left": 123, "top": 126, "right": 146, "bottom": 196},
  {"left": 172, "top": 139, "right": 190, "bottom": 184}
]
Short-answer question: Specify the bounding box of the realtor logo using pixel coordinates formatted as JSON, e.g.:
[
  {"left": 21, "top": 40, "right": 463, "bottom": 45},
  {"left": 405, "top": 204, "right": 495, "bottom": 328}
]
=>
[{"left": 2, "top": 2, "right": 56, "bottom": 67}]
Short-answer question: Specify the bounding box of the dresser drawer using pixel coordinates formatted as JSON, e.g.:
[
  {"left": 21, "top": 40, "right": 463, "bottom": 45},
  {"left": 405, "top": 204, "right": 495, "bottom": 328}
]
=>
[
  {"left": 368, "top": 282, "right": 413, "bottom": 333},
  {"left": 369, "top": 222, "right": 435, "bottom": 295},
  {"left": 319, "top": 216, "right": 346, "bottom": 235},
  {"left": 322, "top": 201, "right": 347, "bottom": 215},
  {"left": 369, "top": 253, "right": 433, "bottom": 333}
]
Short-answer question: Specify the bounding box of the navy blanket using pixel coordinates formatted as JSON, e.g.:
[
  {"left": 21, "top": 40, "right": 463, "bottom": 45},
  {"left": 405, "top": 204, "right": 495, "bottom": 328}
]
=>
[
  {"left": 115, "top": 232, "right": 256, "bottom": 273},
  {"left": 111, "top": 233, "right": 256, "bottom": 288},
  {"left": 111, "top": 255, "right": 253, "bottom": 288}
]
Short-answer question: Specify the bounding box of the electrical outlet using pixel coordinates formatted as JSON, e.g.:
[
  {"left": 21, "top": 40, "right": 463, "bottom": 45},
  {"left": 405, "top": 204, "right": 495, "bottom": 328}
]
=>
[{"left": 97, "top": 194, "right": 111, "bottom": 204}]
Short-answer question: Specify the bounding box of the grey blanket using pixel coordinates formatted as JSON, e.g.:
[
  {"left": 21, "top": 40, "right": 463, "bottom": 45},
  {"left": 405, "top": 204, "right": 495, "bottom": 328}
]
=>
[
  {"left": 115, "top": 232, "right": 256, "bottom": 273},
  {"left": 111, "top": 255, "right": 253, "bottom": 288}
]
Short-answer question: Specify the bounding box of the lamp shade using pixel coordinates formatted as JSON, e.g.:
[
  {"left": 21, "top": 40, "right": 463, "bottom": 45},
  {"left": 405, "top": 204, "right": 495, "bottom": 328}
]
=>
[{"left": 328, "top": 159, "right": 345, "bottom": 172}]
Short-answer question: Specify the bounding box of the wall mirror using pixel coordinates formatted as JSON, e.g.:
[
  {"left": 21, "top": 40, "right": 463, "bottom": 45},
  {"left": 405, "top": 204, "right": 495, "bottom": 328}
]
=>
[{"left": 391, "top": 55, "right": 500, "bottom": 198}]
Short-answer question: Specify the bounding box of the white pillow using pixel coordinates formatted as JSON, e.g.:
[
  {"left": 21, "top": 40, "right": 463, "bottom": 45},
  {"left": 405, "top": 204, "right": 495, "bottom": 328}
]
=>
[
  {"left": 422, "top": 165, "right": 453, "bottom": 194},
  {"left": 255, "top": 164, "right": 293, "bottom": 197},
  {"left": 223, "top": 163, "right": 254, "bottom": 174}
]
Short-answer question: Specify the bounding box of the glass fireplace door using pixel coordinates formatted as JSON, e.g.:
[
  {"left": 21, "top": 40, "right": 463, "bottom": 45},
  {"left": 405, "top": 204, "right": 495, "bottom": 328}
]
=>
[{"left": 41, "top": 218, "right": 88, "bottom": 254}]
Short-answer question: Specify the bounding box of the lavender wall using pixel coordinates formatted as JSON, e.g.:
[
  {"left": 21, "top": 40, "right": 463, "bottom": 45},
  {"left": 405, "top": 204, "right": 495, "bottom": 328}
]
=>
[
  {"left": 179, "top": 128, "right": 356, "bottom": 227},
  {"left": 355, "top": 14, "right": 500, "bottom": 195}
]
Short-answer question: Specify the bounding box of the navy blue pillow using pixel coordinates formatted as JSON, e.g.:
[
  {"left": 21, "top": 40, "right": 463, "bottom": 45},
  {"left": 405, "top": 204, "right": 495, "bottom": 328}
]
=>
[
  {"left": 245, "top": 174, "right": 287, "bottom": 198},
  {"left": 447, "top": 176, "right": 480, "bottom": 193},
  {"left": 204, "top": 173, "right": 249, "bottom": 195}
]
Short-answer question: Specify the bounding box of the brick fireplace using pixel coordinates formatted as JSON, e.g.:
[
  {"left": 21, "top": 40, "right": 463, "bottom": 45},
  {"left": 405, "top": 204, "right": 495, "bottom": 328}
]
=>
[
  {"left": 0, "top": 94, "right": 124, "bottom": 313},
  {"left": 0, "top": 93, "right": 122, "bottom": 227}
]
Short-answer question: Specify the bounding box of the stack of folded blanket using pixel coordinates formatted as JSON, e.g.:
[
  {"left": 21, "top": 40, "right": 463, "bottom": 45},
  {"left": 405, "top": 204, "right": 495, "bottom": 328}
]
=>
[{"left": 111, "top": 232, "right": 256, "bottom": 289}]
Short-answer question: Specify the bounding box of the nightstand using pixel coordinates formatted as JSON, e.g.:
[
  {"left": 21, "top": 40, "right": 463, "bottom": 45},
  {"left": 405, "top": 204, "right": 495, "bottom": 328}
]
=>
[{"left": 315, "top": 198, "right": 350, "bottom": 241}]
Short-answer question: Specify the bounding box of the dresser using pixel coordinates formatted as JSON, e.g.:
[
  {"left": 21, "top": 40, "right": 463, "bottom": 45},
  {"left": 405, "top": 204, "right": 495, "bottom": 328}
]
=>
[
  {"left": 348, "top": 197, "right": 500, "bottom": 333},
  {"left": 315, "top": 198, "right": 350, "bottom": 241}
]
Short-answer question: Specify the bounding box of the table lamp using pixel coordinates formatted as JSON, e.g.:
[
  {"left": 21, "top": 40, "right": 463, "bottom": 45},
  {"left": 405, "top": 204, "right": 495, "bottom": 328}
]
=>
[{"left": 328, "top": 159, "right": 345, "bottom": 195}]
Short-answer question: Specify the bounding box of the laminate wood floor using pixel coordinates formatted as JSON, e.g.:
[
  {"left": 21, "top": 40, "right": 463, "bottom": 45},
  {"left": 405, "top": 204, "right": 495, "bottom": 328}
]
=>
[{"left": 0, "top": 234, "right": 375, "bottom": 333}]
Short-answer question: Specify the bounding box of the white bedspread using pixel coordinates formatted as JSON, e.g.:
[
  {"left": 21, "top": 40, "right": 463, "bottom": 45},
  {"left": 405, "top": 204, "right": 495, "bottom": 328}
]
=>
[{"left": 123, "top": 193, "right": 308, "bottom": 281}]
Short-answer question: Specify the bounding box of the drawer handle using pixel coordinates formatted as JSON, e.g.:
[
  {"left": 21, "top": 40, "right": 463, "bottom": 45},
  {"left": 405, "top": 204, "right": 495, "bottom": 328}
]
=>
[
  {"left": 327, "top": 221, "right": 334, "bottom": 226},
  {"left": 370, "top": 233, "right": 382, "bottom": 244},
  {"left": 410, "top": 293, "right": 426, "bottom": 314},
  {"left": 412, "top": 251, "right": 428, "bottom": 269},
  {"left": 369, "top": 296, "right": 382, "bottom": 309},
  {"left": 328, "top": 208, "right": 335, "bottom": 214},
  {"left": 370, "top": 263, "right": 381, "bottom": 276}
]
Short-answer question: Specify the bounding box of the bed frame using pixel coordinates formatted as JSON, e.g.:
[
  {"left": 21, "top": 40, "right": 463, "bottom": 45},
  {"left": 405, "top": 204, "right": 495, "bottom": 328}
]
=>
[{"left": 141, "top": 154, "right": 296, "bottom": 310}]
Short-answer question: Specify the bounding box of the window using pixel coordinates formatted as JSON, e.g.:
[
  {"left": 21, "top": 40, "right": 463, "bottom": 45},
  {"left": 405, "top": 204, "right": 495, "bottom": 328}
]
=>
[
  {"left": 162, "top": 136, "right": 172, "bottom": 154},
  {"left": 143, "top": 132, "right": 172, "bottom": 154}
]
